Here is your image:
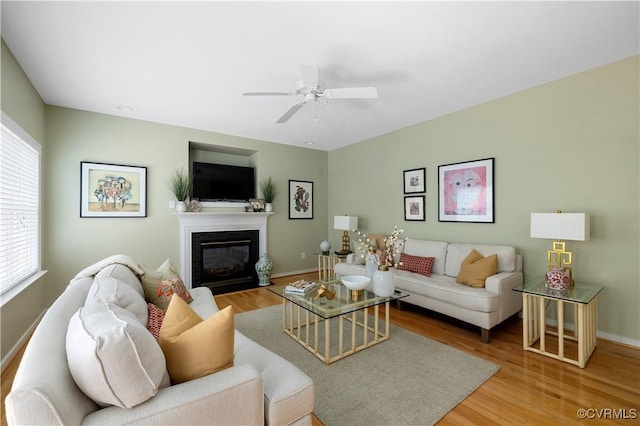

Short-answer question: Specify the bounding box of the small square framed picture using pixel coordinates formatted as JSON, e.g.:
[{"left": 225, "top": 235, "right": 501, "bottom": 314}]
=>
[
  {"left": 403, "top": 168, "right": 426, "bottom": 194},
  {"left": 404, "top": 196, "right": 425, "bottom": 221}
]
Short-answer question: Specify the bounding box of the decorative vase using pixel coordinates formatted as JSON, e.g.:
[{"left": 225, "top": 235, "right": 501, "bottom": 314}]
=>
[
  {"left": 545, "top": 268, "right": 570, "bottom": 290},
  {"left": 365, "top": 251, "right": 378, "bottom": 291},
  {"left": 320, "top": 240, "right": 331, "bottom": 255},
  {"left": 255, "top": 253, "right": 273, "bottom": 286},
  {"left": 373, "top": 266, "right": 394, "bottom": 297},
  {"left": 265, "top": 202, "right": 274, "bottom": 213},
  {"left": 175, "top": 200, "right": 187, "bottom": 212}
]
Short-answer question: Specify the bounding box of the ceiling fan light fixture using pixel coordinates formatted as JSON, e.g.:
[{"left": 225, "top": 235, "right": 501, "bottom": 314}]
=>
[{"left": 244, "top": 64, "right": 377, "bottom": 124}]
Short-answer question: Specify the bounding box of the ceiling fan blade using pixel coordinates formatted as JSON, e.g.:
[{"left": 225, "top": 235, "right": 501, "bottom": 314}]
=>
[
  {"left": 243, "top": 92, "right": 290, "bottom": 96},
  {"left": 300, "top": 64, "right": 319, "bottom": 88},
  {"left": 323, "top": 87, "right": 378, "bottom": 99},
  {"left": 276, "top": 102, "right": 305, "bottom": 124}
]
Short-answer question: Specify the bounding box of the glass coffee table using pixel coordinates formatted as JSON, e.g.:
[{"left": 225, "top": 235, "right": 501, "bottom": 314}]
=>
[{"left": 269, "top": 278, "right": 408, "bottom": 364}]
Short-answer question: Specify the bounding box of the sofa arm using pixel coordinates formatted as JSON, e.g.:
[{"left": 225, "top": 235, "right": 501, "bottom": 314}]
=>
[
  {"left": 82, "top": 365, "right": 264, "bottom": 425},
  {"left": 485, "top": 271, "right": 524, "bottom": 322},
  {"left": 485, "top": 271, "right": 523, "bottom": 294}
]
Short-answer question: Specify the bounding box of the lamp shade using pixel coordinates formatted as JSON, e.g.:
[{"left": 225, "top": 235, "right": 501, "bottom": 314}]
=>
[
  {"left": 334, "top": 215, "right": 358, "bottom": 231},
  {"left": 530, "top": 213, "right": 590, "bottom": 241}
]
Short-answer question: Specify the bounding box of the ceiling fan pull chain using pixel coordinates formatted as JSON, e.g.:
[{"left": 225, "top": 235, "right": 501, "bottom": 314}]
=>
[{"left": 314, "top": 101, "right": 319, "bottom": 122}]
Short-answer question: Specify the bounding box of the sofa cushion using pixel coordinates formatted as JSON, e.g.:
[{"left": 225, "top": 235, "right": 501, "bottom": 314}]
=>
[
  {"left": 95, "top": 262, "right": 146, "bottom": 299},
  {"left": 85, "top": 275, "right": 148, "bottom": 326},
  {"left": 66, "top": 303, "right": 170, "bottom": 409},
  {"left": 159, "top": 295, "right": 235, "bottom": 384},
  {"left": 140, "top": 259, "right": 193, "bottom": 310},
  {"left": 74, "top": 254, "right": 144, "bottom": 279},
  {"left": 456, "top": 249, "right": 498, "bottom": 288},
  {"left": 397, "top": 252, "right": 435, "bottom": 277},
  {"left": 234, "top": 331, "right": 315, "bottom": 425},
  {"left": 444, "top": 243, "right": 516, "bottom": 277},
  {"left": 402, "top": 239, "right": 448, "bottom": 275},
  {"left": 147, "top": 303, "right": 165, "bottom": 340},
  {"left": 394, "top": 270, "right": 500, "bottom": 313}
]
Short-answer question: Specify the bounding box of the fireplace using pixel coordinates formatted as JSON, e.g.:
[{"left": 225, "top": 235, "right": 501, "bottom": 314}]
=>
[
  {"left": 191, "top": 230, "right": 259, "bottom": 294},
  {"left": 177, "top": 211, "right": 271, "bottom": 293}
]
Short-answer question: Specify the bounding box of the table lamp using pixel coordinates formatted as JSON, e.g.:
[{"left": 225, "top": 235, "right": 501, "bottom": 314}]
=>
[
  {"left": 334, "top": 215, "right": 358, "bottom": 255},
  {"left": 530, "top": 211, "right": 589, "bottom": 286}
]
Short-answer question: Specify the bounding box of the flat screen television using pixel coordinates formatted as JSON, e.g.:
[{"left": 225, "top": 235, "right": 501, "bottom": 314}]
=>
[{"left": 192, "top": 162, "right": 255, "bottom": 202}]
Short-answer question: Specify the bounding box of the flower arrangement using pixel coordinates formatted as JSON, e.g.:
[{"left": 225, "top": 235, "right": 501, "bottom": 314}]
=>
[{"left": 353, "top": 226, "right": 407, "bottom": 269}]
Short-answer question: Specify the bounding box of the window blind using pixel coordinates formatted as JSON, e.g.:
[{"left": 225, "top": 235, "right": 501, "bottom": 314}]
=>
[{"left": 0, "top": 113, "right": 41, "bottom": 296}]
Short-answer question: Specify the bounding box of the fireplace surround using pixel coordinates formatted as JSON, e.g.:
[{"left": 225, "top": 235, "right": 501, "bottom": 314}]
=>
[{"left": 177, "top": 212, "right": 272, "bottom": 292}]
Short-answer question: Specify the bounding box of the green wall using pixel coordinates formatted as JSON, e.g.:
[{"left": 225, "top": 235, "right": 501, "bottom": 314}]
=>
[
  {"left": 1, "top": 40, "right": 47, "bottom": 362},
  {"left": 43, "top": 107, "right": 328, "bottom": 307},
  {"left": 328, "top": 56, "right": 640, "bottom": 344}
]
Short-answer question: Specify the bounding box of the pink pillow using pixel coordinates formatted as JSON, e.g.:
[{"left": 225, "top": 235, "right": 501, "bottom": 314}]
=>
[
  {"left": 397, "top": 253, "right": 435, "bottom": 277},
  {"left": 147, "top": 303, "right": 165, "bottom": 340}
]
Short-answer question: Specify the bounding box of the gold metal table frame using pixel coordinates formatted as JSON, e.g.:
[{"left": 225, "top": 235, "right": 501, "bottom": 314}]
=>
[
  {"left": 514, "top": 279, "right": 603, "bottom": 368},
  {"left": 270, "top": 281, "right": 408, "bottom": 364}
]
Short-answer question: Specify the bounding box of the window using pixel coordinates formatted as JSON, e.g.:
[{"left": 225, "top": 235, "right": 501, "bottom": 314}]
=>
[{"left": 0, "top": 112, "right": 41, "bottom": 297}]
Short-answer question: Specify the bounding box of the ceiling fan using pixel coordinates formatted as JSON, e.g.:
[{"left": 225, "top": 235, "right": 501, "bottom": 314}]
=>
[{"left": 243, "top": 64, "right": 378, "bottom": 123}]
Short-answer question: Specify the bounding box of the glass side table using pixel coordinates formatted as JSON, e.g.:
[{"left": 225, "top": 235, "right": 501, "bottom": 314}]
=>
[{"left": 513, "top": 278, "right": 603, "bottom": 368}]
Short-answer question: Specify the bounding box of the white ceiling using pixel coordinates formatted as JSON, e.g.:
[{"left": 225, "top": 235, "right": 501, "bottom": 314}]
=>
[{"left": 2, "top": 1, "right": 638, "bottom": 151}]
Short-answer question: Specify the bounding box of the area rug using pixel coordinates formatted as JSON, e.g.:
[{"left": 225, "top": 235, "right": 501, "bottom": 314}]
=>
[{"left": 235, "top": 305, "right": 499, "bottom": 426}]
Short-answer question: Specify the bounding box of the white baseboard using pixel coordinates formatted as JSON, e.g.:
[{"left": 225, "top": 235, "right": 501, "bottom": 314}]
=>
[
  {"left": 271, "top": 268, "right": 317, "bottom": 279},
  {"left": 543, "top": 317, "right": 639, "bottom": 348},
  {"left": 1, "top": 309, "right": 46, "bottom": 373}
]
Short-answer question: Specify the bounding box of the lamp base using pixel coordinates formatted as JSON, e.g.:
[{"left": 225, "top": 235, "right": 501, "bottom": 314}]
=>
[{"left": 547, "top": 240, "right": 575, "bottom": 286}]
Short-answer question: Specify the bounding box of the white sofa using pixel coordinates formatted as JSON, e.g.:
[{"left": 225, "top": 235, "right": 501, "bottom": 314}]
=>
[
  {"left": 335, "top": 239, "right": 523, "bottom": 342},
  {"left": 5, "top": 259, "right": 314, "bottom": 425}
]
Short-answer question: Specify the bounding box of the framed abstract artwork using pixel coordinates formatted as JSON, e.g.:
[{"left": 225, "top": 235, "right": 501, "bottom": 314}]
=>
[
  {"left": 404, "top": 196, "right": 425, "bottom": 221},
  {"left": 80, "top": 162, "right": 147, "bottom": 218},
  {"left": 438, "top": 157, "right": 494, "bottom": 223},
  {"left": 403, "top": 167, "right": 426, "bottom": 194},
  {"left": 289, "top": 180, "right": 313, "bottom": 219}
]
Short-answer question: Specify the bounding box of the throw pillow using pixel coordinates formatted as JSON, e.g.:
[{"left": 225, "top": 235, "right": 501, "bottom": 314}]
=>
[
  {"left": 397, "top": 253, "right": 435, "bottom": 277},
  {"left": 159, "top": 295, "right": 235, "bottom": 384},
  {"left": 147, "top": 303, "right": 166, "bottom": 340},
  {"left": 140, "top": 259, "right": 193, "bottom": 310},
  {"left": 456, "top": 249, "right": 498, "bottom": 288},
  {"left": 85, "top": 275, "right": 148, "bottom": 326},
  {"left": 66, "top": 303, "right": 170, "bottom": 408}
]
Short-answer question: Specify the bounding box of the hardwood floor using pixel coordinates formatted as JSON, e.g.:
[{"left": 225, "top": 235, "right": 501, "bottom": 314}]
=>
[{"left": 3, "top": 272, "right": 639, "bottom": 425}]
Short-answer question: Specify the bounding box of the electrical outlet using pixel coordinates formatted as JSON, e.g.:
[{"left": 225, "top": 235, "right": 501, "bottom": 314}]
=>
[
  {"left": 169, "top": 200, "right": 176, "bottom": 209},
  {"left": 301, "top": 252, "right": 306, "bottom": 259}
]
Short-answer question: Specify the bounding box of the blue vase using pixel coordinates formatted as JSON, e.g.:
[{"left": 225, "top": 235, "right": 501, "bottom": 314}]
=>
[{"left": 255, "top": 253, "right": 273, "bottom": 286}]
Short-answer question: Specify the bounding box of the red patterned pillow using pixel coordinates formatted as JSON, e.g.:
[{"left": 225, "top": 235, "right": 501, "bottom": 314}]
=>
[
  {"left": 147, "top": 303, "right": 166, "bottom": 340},
  {"left": 397, "top": 253, "right": 435, "bottom": 277}
]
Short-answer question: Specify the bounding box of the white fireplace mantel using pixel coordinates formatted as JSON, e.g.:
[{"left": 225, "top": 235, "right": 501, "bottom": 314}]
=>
[{"left": 177, "top": 212, "right": 273, "bottom": 288}]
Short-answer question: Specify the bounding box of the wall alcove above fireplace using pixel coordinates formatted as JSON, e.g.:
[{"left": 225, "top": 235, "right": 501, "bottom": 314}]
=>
[{"left": 176, "top": 212, "right": 272, "bottom": 292}]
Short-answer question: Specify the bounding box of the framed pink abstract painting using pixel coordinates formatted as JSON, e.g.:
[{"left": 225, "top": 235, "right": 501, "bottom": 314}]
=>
[{"left": 438, "top": 158, "right": 494, "bottom": 223}]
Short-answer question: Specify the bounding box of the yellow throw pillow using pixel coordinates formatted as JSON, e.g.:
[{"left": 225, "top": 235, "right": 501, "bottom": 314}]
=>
[
  {"left": 159, "top": 295, "right": 234, "bottom": 384},
  {"left": 456, "top": 249, "right": 498, "bottom": 288}
]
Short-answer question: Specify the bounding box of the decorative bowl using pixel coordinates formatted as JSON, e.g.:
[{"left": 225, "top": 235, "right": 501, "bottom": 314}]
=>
[{"left": 341, "top": 275, "right": 371, "bottom": 291}]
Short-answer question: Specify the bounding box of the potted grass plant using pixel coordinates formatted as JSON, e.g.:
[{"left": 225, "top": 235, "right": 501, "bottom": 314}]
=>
[
  {"left": 169, "top": 167, "right": 192, "bottom": 212},
  {"left": 259, "top": 176, "right": 278, "bottom": 212}
]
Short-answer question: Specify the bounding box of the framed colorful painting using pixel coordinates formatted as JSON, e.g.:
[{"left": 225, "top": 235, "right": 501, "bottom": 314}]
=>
[
  {"left": 403, "top": 167, "right": 426, "bottom": 194},
  {"left": 404, "top": 196, "right": 425, "bottom": 221},
  {"left": 438, "top": 158, "right": 494, "bottom": 223},
  {"left": 80, "top": 162, "right": 147, "bottom": 217},
  {"left": 289, "top": 180, "right": 313, "bottom": 219}
]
